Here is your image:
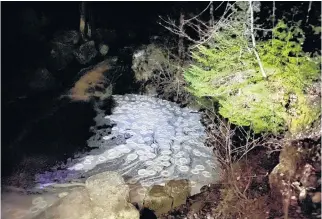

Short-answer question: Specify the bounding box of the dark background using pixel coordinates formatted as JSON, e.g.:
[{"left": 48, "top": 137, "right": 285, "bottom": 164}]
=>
[{"left": 2, "top": 1, "right": 320, "bottom": 98}]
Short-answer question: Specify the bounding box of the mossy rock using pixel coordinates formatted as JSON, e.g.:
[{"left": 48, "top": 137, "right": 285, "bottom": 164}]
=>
[
  {"left": 132, "top": 44, "right": 169, "bottom": 82},
  {"left": 143, "top": 185, "right": 173, "bottom": 216},
  {"left": 164, "top": 179, "right": 191, "bottom": 209},
  {"left": 269, "top": 142, "right": 306, "bottom": 190},
  {"left": 268, "top": 139, "right": 320, "bottom": 212}
]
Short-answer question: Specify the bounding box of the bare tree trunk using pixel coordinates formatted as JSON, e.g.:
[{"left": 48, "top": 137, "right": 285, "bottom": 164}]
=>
[
  {"left": 87, "top": 7, "right": 93, "bottom": 39},
  {"left": 209, "top": 1, "right": 214, "bottom": 27},
  {"left": 306, "top": 1, "right": 312, "bottom": 24},
  {"left": 178, "top": 10, "right": 185, "bottom": 62},
  {"left": 272, "top": 2, "right": 275, "bottom": 31},
  {"left": 272, "top": 1, "right": 275, "bottom": 44},
  {"left": 80, "top": 2, "right": 86, "bottom": 41},
  {"left": 249, "top": 0, "right": 267, "bottom": 79}
]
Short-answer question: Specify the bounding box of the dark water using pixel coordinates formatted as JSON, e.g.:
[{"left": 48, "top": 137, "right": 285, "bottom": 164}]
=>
[
  {"left": 2, "top": 95, "right": 97, "bottom": 177},
  {"left": 1, "top": 33, "right": 143, "bottom": 179},
  {"left": 1, "top": 50, "right": 141, "bottom": 178}
]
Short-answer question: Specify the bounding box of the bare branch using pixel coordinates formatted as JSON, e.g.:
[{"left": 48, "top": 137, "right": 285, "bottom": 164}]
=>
[
  {"left": 158, "top": 1, "right": 237, "bottom": 50},
  {"left": 254, "top": 27, "right": 273, "bottom": 31}
]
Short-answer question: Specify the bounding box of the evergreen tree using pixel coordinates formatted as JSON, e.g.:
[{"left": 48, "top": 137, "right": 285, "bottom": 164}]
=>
[{"left": 184, "top": 2, "right": 320, "bottom": 134}]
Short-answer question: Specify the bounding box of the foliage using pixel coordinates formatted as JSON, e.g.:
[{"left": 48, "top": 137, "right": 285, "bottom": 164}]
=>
[
  {"left": 257, "top": 20, "right": 320, "bottom": 133},
  {"left": 132, "top": 44, "right": 192, "bottom": 104},
  {"left": 184, "top": 19, "right": 320, "bottom": 134}
]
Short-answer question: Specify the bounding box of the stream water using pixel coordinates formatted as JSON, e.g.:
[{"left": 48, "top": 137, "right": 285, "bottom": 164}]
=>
[{"left": 1, "top": 94, "right": 220, "bottom": 219}]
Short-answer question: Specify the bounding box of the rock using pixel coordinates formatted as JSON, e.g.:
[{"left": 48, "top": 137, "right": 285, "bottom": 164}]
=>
[
  {"left": 53, "top": 30, "right": 80, "bottom": 45},
  {"left": 269, "top": 139, "right": 321, "bottom": 216},
  {"left": 128, "top": 183, "right": 147, "bottom": 207},
  {"left": 190, "top": 200, "right": 204, "bottom": 214},
  {"left": 165, "top": 179, "right": 191, "bottom": 209},
  {"left": 48, "top": 30, "right": 80, "bottom": 70},
  {"left": 269, "top": 143, "right": 303, "bottom": 212},
  {"left": 99, "top": 43, "right": 109, "bottom": 56},
  {"left": 85, "top": 171, "right": 128, "bottom": 207},
  {"left": 132, "top": 44, "right": 168, "bottom": 82},
  {"left": 28, "top": 68, "right": 58, "bottom": 92},
  {"left": 74, "top": 41, "right": 98, "bottom": 65},
  {"left": 143, "top": 185, "right": 173, "bottom": 216},
  {"left": 34, "top": 187, "right": 93, "bottom": 219},
  {"left": 85, "top": 171, "right": 140, "bottom": 219},
  {"left": 129, "top": 180, "right": 190, "bottom": 213},
  {"left": 58, "top": 192, "right": 69, "bottom": 198},
  {"left": 49, "top": 41, "right": 75, "bottom": 70},
  {"left": 92, "top": 204, "right": 139, "bottom": 219}
]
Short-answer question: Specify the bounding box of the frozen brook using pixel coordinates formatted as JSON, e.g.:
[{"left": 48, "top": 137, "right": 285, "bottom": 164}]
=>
[
  {"left": 2, "top": 94, "right": 220, "bottom": 219},
  {"left": 37, "top": 94, "right": 220, "bottom": 191}
]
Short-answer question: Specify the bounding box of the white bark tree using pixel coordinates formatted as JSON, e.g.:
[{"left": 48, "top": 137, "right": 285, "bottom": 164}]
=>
[{"left": 79, "top": 2, "right": 86, "bottom": 41}]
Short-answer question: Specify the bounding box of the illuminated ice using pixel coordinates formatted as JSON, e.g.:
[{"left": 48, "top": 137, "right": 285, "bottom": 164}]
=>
[{"left": 36, "top": 94, "right": 220, "bottom": 190}]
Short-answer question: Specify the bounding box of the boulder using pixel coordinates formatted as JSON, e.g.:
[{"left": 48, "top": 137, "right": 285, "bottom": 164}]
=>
[
  {"left": 33, "top": 187, "right": 93, "bottom": 219},
  {"left": 165, "top": 179, "right": 191, "bottom": 209},
  {"left": 132, "top": 44, "right": 168, "bottom": 82},
  {"left": 34, "top": 171, "right": 140, "bottom": 219},
  {"left": 128, "top": 180, "right": 191, "bottom": 214},
  {"left": 48, "top": 30, "right": 80, "bottom": 70},
  {"left": 74, "top": 41, "right": 98, "bottom": 65},
  {"left": 85, "top": 171, "right": 140, "bottom": 219},
  {"left": 128, "top": 183, "right": 147, "bottom": 207},
  {"left": 269, "top": 139, "right": 321, "bottom": 215},
  {"left": 99, "top": 43, "right": 109, "bottom": 56},
  {"left": 53, "top": 30, "right": 80, "bottom": 45},
  {"left": 49, "top": 41, "right": 75, "bottom": 70},
  {"left": 143, "top": 185, "right": 173, "bottom": 216}
]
